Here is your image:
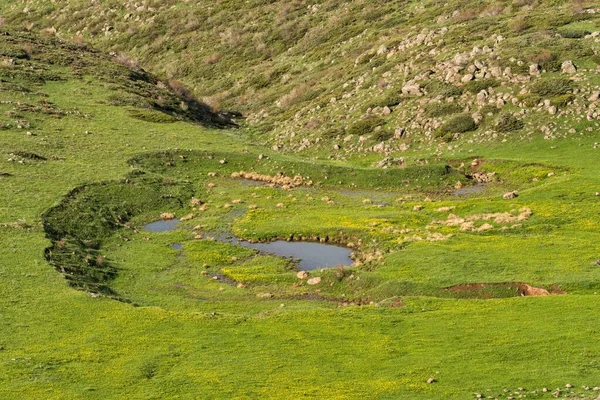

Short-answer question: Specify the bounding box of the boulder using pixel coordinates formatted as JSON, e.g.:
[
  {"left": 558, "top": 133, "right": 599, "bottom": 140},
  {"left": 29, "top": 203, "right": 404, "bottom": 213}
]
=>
[
  {"left": 529, "top": 63, "right": 540, "bottom": 75},
  {"left": 561, "top": 60, "right": 577, "bottom": 74},
  {"left": 401, "top": 81, "right": 421, "bottom": 95},
  {"left": 503, "top": 191, "right": 519, "bottom": 200},
  {"left": 307, "top": 277, "right": 321, "bottom": 285},
  {"left": 461, "top": 74, "right": 474, "bottom": 83}
]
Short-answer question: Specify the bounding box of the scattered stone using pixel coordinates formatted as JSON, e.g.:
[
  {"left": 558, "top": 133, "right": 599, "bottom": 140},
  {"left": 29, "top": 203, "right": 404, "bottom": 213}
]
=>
[
  {"left": 307, "top": 277, "right": 322, "bottom": 285},
  {"left": 190, "top": 197, "right": 204, "bottom": 207},
  {"left": 296, "top": 271, "right": 309, "bottom": 280},
  {"left": 503, "top": 191, "right": 518, "bottom": 200},
  {"left": 565, "top": 383, "right": 573, "bottom": 389},
  {"left": 256, "top": 292, "right": 274, "bottom": 298},
  {"left": 160, "top": 212, "right": 176, "bottom": 220},
  {"left": 180, "top": 214, "right": 194, "bottom": 221},
  {"left": 427, "top": 377, "right": 437, "bottom": 384}
]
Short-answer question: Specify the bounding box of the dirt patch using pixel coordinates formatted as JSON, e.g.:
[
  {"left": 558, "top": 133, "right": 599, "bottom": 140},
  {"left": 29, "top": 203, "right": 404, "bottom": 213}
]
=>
[{"left": 446, "top": 282, "right": 564, "bottom": 298}]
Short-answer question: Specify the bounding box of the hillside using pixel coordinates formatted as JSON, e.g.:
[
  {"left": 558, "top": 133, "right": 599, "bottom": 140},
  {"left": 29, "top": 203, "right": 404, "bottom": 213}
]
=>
[
  {"left": 2, "top": 0, "right": 600, "bottom": 159},
  {"left": 1, "top": 2, "right": 600, "bottom": 400}
]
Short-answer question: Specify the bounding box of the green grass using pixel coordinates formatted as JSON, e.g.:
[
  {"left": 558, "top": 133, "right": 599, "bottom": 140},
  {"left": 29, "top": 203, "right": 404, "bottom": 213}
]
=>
[{"left": 1, "top": 15, "right": 600, "bottom": 400}]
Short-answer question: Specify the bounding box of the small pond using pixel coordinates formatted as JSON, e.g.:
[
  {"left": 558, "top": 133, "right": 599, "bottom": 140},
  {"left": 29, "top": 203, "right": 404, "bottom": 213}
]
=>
[
  {"left": 143, "top": 219, "right": 353, "bottom": 270},
  {"left": 143, "top": 218, "right": 181, "bottom": 232},
  {"left": 226, "top": 237, "right": 353, "bottom": 271}
]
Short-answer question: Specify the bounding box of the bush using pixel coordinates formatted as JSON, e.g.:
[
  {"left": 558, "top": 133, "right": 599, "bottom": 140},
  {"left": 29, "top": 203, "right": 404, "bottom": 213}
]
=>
[
  {"left": 480, "top": 104, "right": 500, "bottom": 115},
  {"left": 438, "top": 114, "right": 478, "bottom": 135},
  {"left": 495, "top": 113, "right": 524, "bottom": 132},
  {"left": 463, "top": 79, "right": 499, "bottom": 93},
  {"left": 530, "top": 78, "right": 574, "bottom": 96},
  {"left": 373, "top": 129, "right": 394, "bottom": 142},
  {"left": 558, "top": 28, "right": 591, "bottom": 39},
  {"left": 420, "top": 80, "right": 463, "bottom": 97},
  {"left": 347, "top": 117, "right": 385, "bottom": 136},
  {"left": 424, "top": 102, "right": 463, "bottom": 117}
]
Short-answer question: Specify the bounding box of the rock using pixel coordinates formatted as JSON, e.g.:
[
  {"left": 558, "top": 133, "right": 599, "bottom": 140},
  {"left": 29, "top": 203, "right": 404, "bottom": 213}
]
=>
[
  {"left": 453, "top": 53, "right": 470, "bottom": 68},
  {"left": 561, "top": 60, "right": 577, "bottom": 74},
  {"left": 413, "top": 205, "right": 423, "bottom": 211},
  {"left": 296, "top": 271, "right": 309, "bottom": 280},
  {"left": 548, "top": 106, "right": 557, "bottom": 115},
  {"left": 529, "top": 63, "right": 540, "bottom": 75},
  {"left": 589, "top": 91, "right": 600, "bottom": 102},
  {"left": 402, "top": 80, "right": 421, "bottom": 95},
  {"left": 503, "top": 191, "right": 519, "bottom": 200},
  {"left": 373, "top": 142, "right": 386, "bottom": 153},
  {"left": 476, "top": 90, "right": 488, "bottom": 106},
  {"left": 160, "top": 212, "right": 176, "bottom": 220},
  {"left": 256, "top": 292, "right": 273, "bottom": 298},
  {"left": 461, "top": 74, "right": 474, "bottom": 83},
  {"left": 565, "top": 384, "right": 573, "bottom": 389},
  {"left": 307, "top": 277, "right": 321, "bottom": 285},
  {"left": 427, "top": 378, "right": 437, "bottom": 384},
  {"left": 489, "top": 66, "right": 502, "bottom": 78}
]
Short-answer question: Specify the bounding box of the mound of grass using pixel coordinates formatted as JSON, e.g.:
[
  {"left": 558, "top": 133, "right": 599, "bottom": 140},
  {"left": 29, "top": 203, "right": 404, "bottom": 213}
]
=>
[{"left": 42, "top": 178, "right": 193, "bottom": 296}]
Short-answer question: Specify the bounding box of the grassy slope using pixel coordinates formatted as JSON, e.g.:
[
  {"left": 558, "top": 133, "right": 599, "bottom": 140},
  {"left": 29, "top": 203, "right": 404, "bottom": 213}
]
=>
[
  {"left": 2, "top": 0, "right": 600, "bottom": 157},
  {"left": 1, "top": 9, "right": 600, "bottom": 400}
]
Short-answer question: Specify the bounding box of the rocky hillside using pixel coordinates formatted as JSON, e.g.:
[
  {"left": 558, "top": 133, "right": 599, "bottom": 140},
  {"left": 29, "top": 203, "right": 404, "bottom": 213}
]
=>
[{"left": 2, "top": 1, "right": 600, "bottom": 159}]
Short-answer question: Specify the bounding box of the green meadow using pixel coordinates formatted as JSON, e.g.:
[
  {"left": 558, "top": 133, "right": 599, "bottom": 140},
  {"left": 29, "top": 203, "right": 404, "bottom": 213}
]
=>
[{"left": 1, "top": 12, "right": 600, "bottom": 400}]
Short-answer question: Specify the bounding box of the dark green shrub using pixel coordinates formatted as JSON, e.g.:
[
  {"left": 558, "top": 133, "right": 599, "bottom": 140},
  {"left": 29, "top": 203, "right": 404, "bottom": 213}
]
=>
[
  {"left": 348, "top": 117, "right": 385, "bottom": 136},
  {"left": 558, "top": 28, "right": 591, "bottom": 39},
  {"left": 463, "top": 79, "right": 499, "bottom": 93},
  {"left": 530, "top": 78, "right": 574, "bottom": 96},
  {"left": 420, "top": 80, "right": 463, "bottom": 97},
  {"left": 424, "top": 102, "right": 463, "bottom": 118},
  {"left": 438, "top": 114, "right": 478, "bottom": 135},
  {"left": 373, "top": 129, "right": 394, "bottom": 142},
  {"left": 382, "top": 91, "right": 403, "bottom": 107},
  {"left": 480, "top": 104, "right": 500, "bottom": 115},
  {"left": 495, "top": 113, "right": 524, "bottom": 132}
]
